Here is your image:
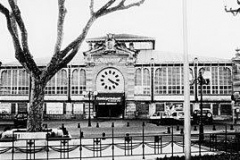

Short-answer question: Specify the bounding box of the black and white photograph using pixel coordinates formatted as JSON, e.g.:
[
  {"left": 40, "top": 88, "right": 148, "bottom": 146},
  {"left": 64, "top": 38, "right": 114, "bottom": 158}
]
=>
[{"left": 1, "top": 0, "right": 240, "bottom": 160}]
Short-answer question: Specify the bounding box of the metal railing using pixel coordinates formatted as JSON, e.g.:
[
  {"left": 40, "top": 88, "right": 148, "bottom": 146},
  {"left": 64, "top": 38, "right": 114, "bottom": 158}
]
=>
[{"left": 0, "top": 123, "right": 240, "bottom": 160}]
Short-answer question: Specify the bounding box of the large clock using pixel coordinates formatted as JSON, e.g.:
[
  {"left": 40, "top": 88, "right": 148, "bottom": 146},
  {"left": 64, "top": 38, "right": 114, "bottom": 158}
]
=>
[{"left": 96, "top": 68, "right": 124, "bottom": 92}]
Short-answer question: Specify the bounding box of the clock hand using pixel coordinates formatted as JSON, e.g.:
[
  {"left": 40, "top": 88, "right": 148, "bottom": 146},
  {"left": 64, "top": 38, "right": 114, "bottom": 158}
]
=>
[{"left": 108, "top": 78, "right": 118, "bottom": 85}]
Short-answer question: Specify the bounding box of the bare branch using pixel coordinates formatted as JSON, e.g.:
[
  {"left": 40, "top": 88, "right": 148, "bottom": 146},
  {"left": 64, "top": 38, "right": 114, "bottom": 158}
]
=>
[
  {"left": 238, "top": 0, "right": 240, "bottom": 5},
  {"left": 54, "top": 0, "right": 67, "bottom": 54},
  {"left": 90, "top": 0, "right": 94, "bottom": 15},
  {"left": 225, "top": 6, "right": 240, "bottom": 16},
  {"left": 96, "top": 0, "right": 145, "bottom": 18},
  {"left": 43, "top": 0, "right": 67, "bottom": 83},
  {"left": 44, "top": 0, "right": 145, "bottom": 80},
  {"left": 60, "top": 16, "right": 96, "bottom": 58},
  {"left": 0, "top": 3, "right": 22, "bottom": 51},
  {"left": 8, "top": 0, "right": 30, "bottom": 54},
  {"left": 96, "top": 0, "right": 116, "bottom": 16},
  {"left": 8, "top": 0, "right": 41, "bottom": 77},
  {"left": 120, "top": 0, "right": 145, "bottom": 10}
]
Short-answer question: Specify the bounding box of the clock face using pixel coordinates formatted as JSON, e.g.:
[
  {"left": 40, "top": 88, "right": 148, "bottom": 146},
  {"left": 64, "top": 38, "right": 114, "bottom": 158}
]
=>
[{"left": 96, "top": 68, "right": 124, "bottom": 92}]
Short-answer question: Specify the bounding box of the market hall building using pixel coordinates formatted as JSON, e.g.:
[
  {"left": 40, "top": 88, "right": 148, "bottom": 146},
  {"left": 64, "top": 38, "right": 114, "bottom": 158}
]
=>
[{"left": 0, "top": 34, "right": 236, "bottom": 120}]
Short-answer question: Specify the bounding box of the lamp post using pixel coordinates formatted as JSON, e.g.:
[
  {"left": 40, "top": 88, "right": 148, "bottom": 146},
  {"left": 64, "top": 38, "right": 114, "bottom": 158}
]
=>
[
  {"left": 193, "top": 57, "right": 210, "bottom": 142},
  {"left": 192, "top": 57, "right": 211, "bottom": 142},
  {"left": 83, "top": 90, "right": 98, "bottom": 127},
  {"left": 193, "top": 58, "right": 198, "bottom": 102},
  {"left": 198, "top": 68, "right": 210, "bottom": 142}
]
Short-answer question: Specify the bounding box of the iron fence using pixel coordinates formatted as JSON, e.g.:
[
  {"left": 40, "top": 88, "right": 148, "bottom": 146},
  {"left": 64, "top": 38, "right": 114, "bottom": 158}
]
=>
[{"left": 0, "top": 123, "right": 240, "bottom": 160}]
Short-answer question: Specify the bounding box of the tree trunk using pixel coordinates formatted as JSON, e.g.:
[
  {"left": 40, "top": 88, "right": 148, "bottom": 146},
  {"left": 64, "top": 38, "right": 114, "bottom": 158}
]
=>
[{"left": 27, "top": 77, "right": 45, "bottom": 132}]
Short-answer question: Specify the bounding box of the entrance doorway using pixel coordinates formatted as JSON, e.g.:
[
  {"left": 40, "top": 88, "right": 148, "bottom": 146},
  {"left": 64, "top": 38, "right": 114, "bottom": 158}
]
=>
[
  {"left": 95, "top": 92, "right": 125, "bottom": 118},
  {"left": 96, "top": 104, "right": 123, "bottom": 118}
]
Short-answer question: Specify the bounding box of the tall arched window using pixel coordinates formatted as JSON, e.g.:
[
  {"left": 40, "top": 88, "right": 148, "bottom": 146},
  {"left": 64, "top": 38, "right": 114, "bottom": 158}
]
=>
[
  {"left": 71, "top": 69, "right": 79, "bottom": 94},
  {"left": 168, "top": 67, "right": 181, "bottom": 94},
  {"left": 0, "top": 70, "right": 10, "bottom": 94},
  {"left": 220, "top": 67, "right": 231, "bottom": 94},
  {"left": 12, "top": 70, "right": 18, "bottom": 94},
  {"left": 71, "top": 68, "right": 86, "bottom": 95},
  {"left": 79, "top": 69, "right": 86, "bottom": 94},
  {"left": 154, "top": 68, "right": 167, "bottom": 94},
  {"left": 45, "top": 75, "right": 56, "bottom": 95},
  {"left": 135, "top": 68, "right": 142, "bottom": 86},
  {"left": 200, "top": 67, "right": 211, "bottom": 94},
  {"left": 216, "top": 66, "right": 231, "bottom": 94},
  {"left": 57, "top": 69, "right": 68, "bottom": 95},
  {"left": 18, "top": 70, "right": 29, "bottom": 95},
  {"left": 143, "top": 68, "right": 150, "bottom": 95}
]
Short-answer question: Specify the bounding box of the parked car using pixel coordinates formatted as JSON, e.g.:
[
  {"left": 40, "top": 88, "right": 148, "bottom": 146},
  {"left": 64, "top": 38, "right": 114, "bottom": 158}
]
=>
[
  {"left": 0, "top": 127, "right": 71, "bottom": 142},
  {"left": 192, "top": 108, "right": 213, "bottom": 124},
  {"left": 14, "top": 113, "right": 28, "bottom": 128},
  {"left": 149, "top": 111, "right": 186, "bottom": 125}
]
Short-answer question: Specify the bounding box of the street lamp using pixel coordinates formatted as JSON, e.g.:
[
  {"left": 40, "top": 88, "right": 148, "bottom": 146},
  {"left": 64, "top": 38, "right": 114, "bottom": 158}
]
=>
[
  {"left": 193, "top": 57, "right": 198, "bottom": 102},
  {"left": 192, "top": 57, "right": 211, "bottom": 142},
  {"left": 83, "top": 90, "right": 98, "bottom": 127}
]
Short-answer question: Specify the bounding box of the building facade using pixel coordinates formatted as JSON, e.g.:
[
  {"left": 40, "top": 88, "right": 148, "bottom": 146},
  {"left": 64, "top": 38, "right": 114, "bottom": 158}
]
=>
[{"left": 0, "top": 34, "right": 235, "bottom": 120}]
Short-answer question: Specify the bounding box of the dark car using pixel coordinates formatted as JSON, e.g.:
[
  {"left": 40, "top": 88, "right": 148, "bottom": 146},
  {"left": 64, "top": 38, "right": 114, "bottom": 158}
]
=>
[
  {"left": 14, "top": 113, "right": 28, "bottom": 128},
  {"left": 192, "top": 109, "right": 213, "bottom": 125}
]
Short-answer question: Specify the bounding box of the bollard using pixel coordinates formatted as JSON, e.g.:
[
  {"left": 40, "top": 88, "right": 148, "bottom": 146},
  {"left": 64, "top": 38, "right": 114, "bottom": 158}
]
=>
[
  {"left": 180, "top": 128, "right": 184, "bottom": 134},
  {"left": 176, "top": 125, "right": 180, "bottom": 131},
  {"left": 230, "top": 124, "right": 234, "bottom": 130},
  {"left": 212, "top": 125, "right": 216, "bottom": 131},
  {"left": 80, "top": 131, "right": 84, "bottom": 138},
  {"left": 167, "top": 127, "right": 171, "bottom": 134},
  {"left": 102, "top": 132, "right": 106, "bottom": 140},
  {"left": 194, "top": 126, "right": 197, "bottom": 131}
]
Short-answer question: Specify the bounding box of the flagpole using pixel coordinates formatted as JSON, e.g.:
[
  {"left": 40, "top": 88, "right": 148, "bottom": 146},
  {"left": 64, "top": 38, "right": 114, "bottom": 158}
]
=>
[{"left": 183, "top": 0, "right": 191, "bottom": 159}]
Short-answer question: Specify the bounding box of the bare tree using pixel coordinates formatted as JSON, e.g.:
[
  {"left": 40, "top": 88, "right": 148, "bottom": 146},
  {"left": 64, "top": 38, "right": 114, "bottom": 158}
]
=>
[
  {"left": 225, "top": 0, "right": 240, "bottom": 15},
  {"left": 0, "top": 0, "right": 145, "bottom": 132}
]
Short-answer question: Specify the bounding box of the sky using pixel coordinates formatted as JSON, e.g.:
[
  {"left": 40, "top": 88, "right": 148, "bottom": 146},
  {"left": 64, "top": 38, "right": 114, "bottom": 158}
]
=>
[{"left": 0, "top": 0, "right": 240, "bottom": 63}]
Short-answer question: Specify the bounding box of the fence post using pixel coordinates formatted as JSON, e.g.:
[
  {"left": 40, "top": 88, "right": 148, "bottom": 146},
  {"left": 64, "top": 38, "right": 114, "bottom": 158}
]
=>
[
  {"left": 112, "top": 122, "right": 114, "bottom": 160},
  {"left": 199, "top": 125, "right": 201, "bottom": 158},
  {"left": 225, "top": 124, "right": 227, "bottom": 152},
  {"left": 46, "top": 131, "right": 49, "bottom": 160},
  {"left": 142, "top": 121, "right": 145, "bottom": 159},
  {"left": 78, "top": 123, "right": 82, "bottom": 160},
  {"left": 171, "top": 125, "right": 173, "bottom": 157},
  {"left": 12, "top": 131, "right": 14, "bottom": 160}
]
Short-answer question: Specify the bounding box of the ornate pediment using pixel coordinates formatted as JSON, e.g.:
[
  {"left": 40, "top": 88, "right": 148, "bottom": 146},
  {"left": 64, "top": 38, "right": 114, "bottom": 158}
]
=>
[{"left": 83, "top": 34, "right": 138, "bottom": 66}]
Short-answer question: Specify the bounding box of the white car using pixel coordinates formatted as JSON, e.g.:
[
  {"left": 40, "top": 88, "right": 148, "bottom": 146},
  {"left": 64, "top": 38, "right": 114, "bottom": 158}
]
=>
[{"left": 0, "top": 127, "right": 71, "bottom": 141}]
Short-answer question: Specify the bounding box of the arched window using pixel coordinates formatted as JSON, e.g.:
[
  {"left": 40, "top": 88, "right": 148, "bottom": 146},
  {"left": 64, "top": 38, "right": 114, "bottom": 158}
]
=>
[
  {"left": 154, "top": 68, "right": 167, "bottom": 94},
  {"left": 18, "top": 70, "right": 29, "bottom": 95},
  {"left": 12, "top": 70, "right": 18, "bottom": 94},
  {"left": 0, "top": 70, "right": 10, "bottom": 94},
  {"left": 45, "top": 75, "right": 56, "bottom": 95},
  {"left": 79, "top": 69, "right": 86, "bottom": 94},
  {"left": 135, "top": 68, "right": 142, "bottom": 86},
  {"left": 168, "top": 67, "right": 181, "bottom": 94},
  {"left": 143, "top": 68, "right": 150, "bottom": 86},
  {"left": 219, "top": 67, "right": 232, "bottom": 94},
  {"left": 218, "top": 67, "right": 231, "bottom": 94},
  {"left": 71, "top": 68, "right": 86, "bottom": 95},
  {"left": 57, "top": 69, "right": 67, "bottom": 95},
  {"left": 199, "top": 67, "right": 211, "bottom": 94},
  {"left": 143, "top": 68, "right": 150, "bottom": 95},
  {"left": 71, "top": 69, "right": 79, "bottom": 94}
]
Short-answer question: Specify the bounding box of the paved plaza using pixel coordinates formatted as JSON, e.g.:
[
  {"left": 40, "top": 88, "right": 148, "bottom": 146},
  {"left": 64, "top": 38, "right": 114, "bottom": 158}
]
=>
[{"left": 0, "top": 119, "right": 237, "bottom": 160}]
